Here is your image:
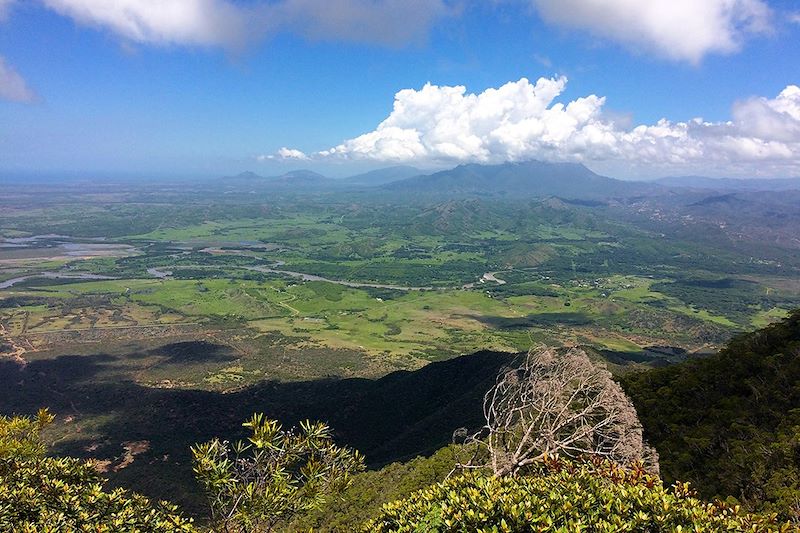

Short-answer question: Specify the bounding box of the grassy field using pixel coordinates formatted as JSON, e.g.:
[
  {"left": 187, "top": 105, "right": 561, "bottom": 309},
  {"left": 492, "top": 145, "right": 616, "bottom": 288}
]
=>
[
  {"left": 0, "top": 270, "right": 768, "bottom": 385},
  {"left": 3, "top": 198, "right": 799, "bottom": 390}
]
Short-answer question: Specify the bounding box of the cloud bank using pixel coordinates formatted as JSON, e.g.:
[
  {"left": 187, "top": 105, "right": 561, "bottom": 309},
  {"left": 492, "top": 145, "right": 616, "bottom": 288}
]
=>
[
  {"left": 6, "top": 0, "right": 772, "bottom": 64},
  {"left": 42, "top": 0, "right": 261, "bottom": 48},
  {"left": 0, "top": 55, "right": 36, "bottom": 103},
  {"left": 530, "top": 0, "right": 772, "bottom": 63},
  {"left": 284, "top": 77, "right": 800, "bottom": 177},
  {"left": 2, "top": 0, "right": 451, "bottom": 102},
  {"left": 38, "top": 0, "right": 452, "bottom": 50}
]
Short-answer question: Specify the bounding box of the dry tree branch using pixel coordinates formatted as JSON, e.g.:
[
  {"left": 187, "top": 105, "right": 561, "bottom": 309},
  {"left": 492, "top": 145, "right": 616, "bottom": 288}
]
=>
[{"left": 454, "top": 346, "right": 658, "bottom": 477}]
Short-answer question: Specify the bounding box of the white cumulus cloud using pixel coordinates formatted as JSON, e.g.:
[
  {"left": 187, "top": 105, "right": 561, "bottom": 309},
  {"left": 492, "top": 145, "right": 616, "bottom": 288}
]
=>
[
  {"left": 0, "top": 55, "right": 36, "bottom": 103},
  {"left": 275, "top": 147, "right": 309, "bottom": 160},
  {"left": 530, "top": 0, "right": 772, "bottom": 63},
  {"left": 297, "top": 77, "right": 800, "bottom": 177},
  {"left": 258, "top": 147, "right": 310, "bottom": 161},
  {"left": 41, "top": 0, "right": 258, "bottom": 48},
  {"left": 38, "top": 0, "right": 451, "bottom": 49}
]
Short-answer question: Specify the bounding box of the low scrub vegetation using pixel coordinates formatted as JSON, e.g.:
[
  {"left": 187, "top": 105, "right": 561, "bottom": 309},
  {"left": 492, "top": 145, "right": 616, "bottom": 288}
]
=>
[{"left": 367, "top": 459, "right": 789, "bottom": 532}]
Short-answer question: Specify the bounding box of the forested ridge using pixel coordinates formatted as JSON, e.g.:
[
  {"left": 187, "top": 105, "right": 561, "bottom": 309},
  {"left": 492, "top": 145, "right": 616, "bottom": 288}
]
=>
[{"left": 623, "top": 309, "right": 800, "bottom": 517}]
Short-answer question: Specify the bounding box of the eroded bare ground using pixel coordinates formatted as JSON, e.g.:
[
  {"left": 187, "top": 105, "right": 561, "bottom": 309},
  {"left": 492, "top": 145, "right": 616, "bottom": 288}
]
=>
[
  {"left": 0, "top": 323, "right": 27, "bottom": 366},
  {"left": 86, "top": 440, "right": 152, "bottom": 474}
]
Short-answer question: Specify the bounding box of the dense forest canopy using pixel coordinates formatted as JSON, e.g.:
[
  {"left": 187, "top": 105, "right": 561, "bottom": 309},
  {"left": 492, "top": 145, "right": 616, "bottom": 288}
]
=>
[{"left": 623, "top": 310, "right": 800, "bottom": 519}]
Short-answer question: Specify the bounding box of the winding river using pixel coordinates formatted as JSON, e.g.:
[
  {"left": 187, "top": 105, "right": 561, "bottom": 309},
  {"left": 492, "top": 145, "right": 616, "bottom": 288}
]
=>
[{"left": 0, "top": 273, "right": 118, "bottom": 290}]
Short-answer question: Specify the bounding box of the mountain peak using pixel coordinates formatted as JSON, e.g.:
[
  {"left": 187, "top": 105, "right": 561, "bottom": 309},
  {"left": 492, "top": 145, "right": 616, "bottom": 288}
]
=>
[
  {"left": 341, "top": 165, "right": 424, "bottom": 186},
  {"left": 278, "top": 169, "right": 327, "bottom": 180},
  {"left": 382, "top": 159, "right": 647, "bottom": 200},
  {"left": 225, "top": 171, "right": 266, "bottom": 180}
]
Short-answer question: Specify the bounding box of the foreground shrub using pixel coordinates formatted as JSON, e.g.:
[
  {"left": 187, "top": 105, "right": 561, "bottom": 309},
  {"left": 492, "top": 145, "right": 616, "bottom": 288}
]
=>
[
  {"left": 0, "top": 409, "right": 194, "bottom": 532},
  {"left": 367, "top": 458, "right": 791, "bottom": 532},
  {"left": 192, "top": 413, "right": 365, "bottom": 532},
  {"left": 292, "top": 445, "right": 464, "bottom": 531}
]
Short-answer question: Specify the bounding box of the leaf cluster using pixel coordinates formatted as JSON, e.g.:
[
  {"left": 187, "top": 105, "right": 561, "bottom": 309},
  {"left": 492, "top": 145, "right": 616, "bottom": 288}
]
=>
[{"left": 192, "top": 413, "right": 365, "bottom": 532}]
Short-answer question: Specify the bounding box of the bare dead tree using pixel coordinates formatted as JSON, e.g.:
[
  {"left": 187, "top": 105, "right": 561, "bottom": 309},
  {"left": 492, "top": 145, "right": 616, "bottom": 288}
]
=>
[{"left": 456, "top": 346, "right": 658, "bottom": 477}]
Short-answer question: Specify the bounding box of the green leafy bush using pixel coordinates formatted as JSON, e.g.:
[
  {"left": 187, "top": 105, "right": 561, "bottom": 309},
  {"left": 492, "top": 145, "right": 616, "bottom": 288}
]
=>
[
  {"left": 0, "top": 410, "right": 194, "bottom": 532},
  {"left": 366, "top": 459, "right": 789, "bottom": 532},
  {"left": 192, "top": 413, "right": 365, "bottom": 532}
]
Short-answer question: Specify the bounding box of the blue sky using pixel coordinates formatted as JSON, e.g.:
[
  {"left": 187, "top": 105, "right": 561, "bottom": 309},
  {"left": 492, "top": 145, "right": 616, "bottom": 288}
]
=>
[{"left": 1, "top": 0, "right": 799, "bottom": 179}]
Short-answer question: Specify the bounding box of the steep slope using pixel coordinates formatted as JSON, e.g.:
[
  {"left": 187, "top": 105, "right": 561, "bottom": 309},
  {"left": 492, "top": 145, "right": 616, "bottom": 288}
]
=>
[
  {"left": 0, "top": 349, "right": 515, "bottom": 513},
  {"left": 622, "top": 310, "right": 800, "bottom": 517}
]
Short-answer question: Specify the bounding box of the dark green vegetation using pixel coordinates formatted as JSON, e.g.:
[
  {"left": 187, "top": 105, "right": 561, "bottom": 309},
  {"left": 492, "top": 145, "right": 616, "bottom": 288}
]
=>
[
  {"left": 3, "top": 161, "right": 800, "bottom": 527},
  {"left": 2, "top": 313, "right": 800, "bottom": 530},
  {"left": 623, "top": 309, "right": 800, "bottom": 519},
  {"left": 297, "top": 313, "right": 800, "bottom": 530},
  {"left": 292, "top": 445, "right": 463, "bottom": 531},
  {"left": 6, "top": 410, "right": 790, "bottom": 532}
]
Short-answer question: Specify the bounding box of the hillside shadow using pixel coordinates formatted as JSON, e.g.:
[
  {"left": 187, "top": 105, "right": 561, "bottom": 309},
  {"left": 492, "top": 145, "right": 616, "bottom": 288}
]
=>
[
  {"left": 144, "top": 340, "right": 238, "bottom": 364},
  {"left": 0, "top": 349, "right": 515, "bottom": 515},
  {"left": 460, "top": 312, "right": 592, "bottom": 329}
]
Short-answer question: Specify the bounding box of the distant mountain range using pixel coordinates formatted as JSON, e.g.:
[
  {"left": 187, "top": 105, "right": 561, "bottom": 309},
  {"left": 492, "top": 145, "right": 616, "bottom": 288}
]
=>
[
  {"left": 223, "top": 161, "right": 799, "bottom": 201},
  {"left": 221, "top": 160, "right": 665, "bottom": 200},
  {"left": 224, "top": 169, "right": 330, "bottom": 187},
  {"left": 222, "top": 167, "right": 422, "bottom": 189},
  {"left": 655, "top": 175, "right": 800, "bottom": 192}
]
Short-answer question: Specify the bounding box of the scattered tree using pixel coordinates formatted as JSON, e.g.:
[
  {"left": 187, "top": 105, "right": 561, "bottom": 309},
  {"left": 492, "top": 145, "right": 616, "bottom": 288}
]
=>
[
  {"left": 192, "top": 413, "right": 364, "bottom": 532},
  {"left": 456, "top": 346, "right": 657, "bottom": 476}
]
